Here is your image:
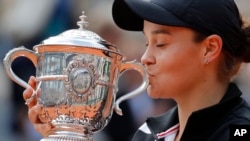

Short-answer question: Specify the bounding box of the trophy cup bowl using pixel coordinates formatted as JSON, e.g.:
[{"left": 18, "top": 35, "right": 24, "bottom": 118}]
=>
[{"left": 3, "top": 11, "right": 148, "bottom": 141}]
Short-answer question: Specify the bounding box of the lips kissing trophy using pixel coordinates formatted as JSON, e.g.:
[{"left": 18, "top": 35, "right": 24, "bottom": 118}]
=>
[{"left": 3, "top": 11, "right": 148, "bottom": 141}]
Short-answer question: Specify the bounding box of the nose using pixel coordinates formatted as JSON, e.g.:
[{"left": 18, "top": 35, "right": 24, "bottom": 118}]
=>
[{"left": 141, "top": 48, "right": 155, "bottom": 67}]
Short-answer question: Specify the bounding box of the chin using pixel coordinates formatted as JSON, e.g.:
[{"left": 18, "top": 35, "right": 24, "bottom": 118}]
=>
[{"left": 147, "top": 86, "right": 160, "bottom": 99}]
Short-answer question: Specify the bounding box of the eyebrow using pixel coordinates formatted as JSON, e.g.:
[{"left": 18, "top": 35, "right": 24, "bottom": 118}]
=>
[
  {"left": 143, "top": 29, "right": 171, "bottom": 35},
  {"left": 152, "top": 29, "right": 171, "bottom": 35}
]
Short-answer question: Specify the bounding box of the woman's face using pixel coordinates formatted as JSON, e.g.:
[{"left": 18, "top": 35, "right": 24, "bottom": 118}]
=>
[{"left": 142, "top": 20, "right": 206, "bottom": 99}]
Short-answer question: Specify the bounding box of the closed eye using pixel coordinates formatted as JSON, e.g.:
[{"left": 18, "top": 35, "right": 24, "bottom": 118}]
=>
[{"left": 156, "top": 44, "right": 166, "bottom": 47}]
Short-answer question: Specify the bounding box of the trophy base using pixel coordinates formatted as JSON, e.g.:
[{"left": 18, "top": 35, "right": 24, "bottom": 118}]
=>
[
  {"left": 40, "top": 124, "right": 94, "bottom": 141},
  {"left": 39, "top": 115, "right": 96, "bottom": 141},
  {"left": 40, "top": 132, "right": 93, "bottom": 141},
  {"left": 40, "top": 135, "right": 93, "bottom": 141}
]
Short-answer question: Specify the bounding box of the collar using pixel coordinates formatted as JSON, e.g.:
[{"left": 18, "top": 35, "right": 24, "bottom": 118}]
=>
[{"left": 146, "top": 83, "right": 243, "bottom": 139}]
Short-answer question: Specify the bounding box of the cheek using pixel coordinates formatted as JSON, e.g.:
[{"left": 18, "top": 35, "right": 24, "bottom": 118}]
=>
[{"left": 150, "top": 49, "right": 201, "bottom": 98}]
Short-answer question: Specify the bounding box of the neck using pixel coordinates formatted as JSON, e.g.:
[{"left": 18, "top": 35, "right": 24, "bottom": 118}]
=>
[{"left": 174, "top": 80, "right": 228, "bottom": 140}]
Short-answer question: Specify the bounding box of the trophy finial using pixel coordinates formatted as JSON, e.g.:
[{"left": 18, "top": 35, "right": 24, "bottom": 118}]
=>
[{"left": 77, "top": 11, "right": 89, "bottom": 30}]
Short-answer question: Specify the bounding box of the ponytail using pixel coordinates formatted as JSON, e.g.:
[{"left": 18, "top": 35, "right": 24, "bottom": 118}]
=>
[
  {"left": 241, "top": 24, "right": 250, "bottom": 62},
  {"left": 219, "top": 18, "right": 250, "bottom": 79}
]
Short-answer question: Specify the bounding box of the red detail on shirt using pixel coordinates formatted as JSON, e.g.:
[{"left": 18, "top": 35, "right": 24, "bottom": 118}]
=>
[{"left": 157, "top": 124, "right": 179, "bottom": 139}]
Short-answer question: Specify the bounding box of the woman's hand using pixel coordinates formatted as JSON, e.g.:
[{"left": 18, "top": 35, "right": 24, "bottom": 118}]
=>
[{"left": 23, "top": 76, "right": 54, "bottom": 137}]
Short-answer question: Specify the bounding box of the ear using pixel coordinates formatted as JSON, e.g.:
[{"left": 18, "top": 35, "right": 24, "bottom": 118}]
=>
[{"left": 202, "top": 34, "right": 223, "bottom": 64}]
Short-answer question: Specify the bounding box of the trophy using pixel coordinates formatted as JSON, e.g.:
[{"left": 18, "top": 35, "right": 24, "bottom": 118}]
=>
[{"left": 3, "top": 11, "right": 148, "bottom": 141}]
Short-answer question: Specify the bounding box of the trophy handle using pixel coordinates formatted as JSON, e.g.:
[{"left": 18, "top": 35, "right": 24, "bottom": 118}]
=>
[
  {"left": 114, "top": 60, "right": 149, "bottom": 116},
  {"left": 3, "top": 46, "right": 38, "bottom": 89}
]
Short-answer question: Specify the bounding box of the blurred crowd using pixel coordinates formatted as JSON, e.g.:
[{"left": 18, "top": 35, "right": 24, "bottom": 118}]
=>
[{"left": 0, "top": 0, "right": 249, "bottom": 141}]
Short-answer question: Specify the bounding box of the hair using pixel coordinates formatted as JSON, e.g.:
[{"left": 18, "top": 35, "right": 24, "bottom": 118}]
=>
[
  {"left": 241, "top": 22, "right": 250, "bottom": 62},
  {"left": 222, "top": 18, "right": 250, "bottom": 79},
  {"left": 193, "top": 17, "right": 250, "bottom": 81}
]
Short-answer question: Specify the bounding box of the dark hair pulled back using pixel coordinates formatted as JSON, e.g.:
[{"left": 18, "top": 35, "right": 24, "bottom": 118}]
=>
[
  {"left": 241, "top": 23, "right": 250, "bottom": 62},
  {"left": 220, "top": 18, "right": 250, "bottom": 79}
]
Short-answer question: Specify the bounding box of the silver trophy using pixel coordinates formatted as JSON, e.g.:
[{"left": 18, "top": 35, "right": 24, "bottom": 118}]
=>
[{"left": 3, "top": 11, "right": 148, "bottom": 141}]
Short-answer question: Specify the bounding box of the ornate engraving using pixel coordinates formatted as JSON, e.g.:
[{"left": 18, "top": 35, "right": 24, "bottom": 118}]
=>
[
  {"left": 3, "top": 10, "right": 148, "bottom": 141},
  {"left": 65, "top": 55, "right": 99, "bottom": 103},
  {"left": 71, "top": 69, "right": 92, "bottom": 94}
]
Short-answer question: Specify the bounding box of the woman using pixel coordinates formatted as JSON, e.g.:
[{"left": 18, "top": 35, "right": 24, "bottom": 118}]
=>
[{"left": 24, "top": 0, "right": 250, "bottom": 140}]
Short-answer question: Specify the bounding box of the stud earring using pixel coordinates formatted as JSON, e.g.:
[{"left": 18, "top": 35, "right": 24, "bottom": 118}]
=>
[{"left": 205, "top": 58, "right": 210, "bottom": 64}]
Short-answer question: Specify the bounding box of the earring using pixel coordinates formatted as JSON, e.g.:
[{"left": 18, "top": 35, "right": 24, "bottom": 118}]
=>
[{"left": 205, "top": 58, "right": 210, "bottom": 64}]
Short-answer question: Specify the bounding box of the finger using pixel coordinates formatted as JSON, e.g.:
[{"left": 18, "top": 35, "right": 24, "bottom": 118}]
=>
[
  {"left": 29, "top": 104, "right": 55, "bottom": 137},
  {"left": 28, "top": 76, "right": 37, "bottom": 89},
  {"left": 28, "top": 104, "right": 42, "bottom": 124},
  {"left": 26, "top": 95, "right": 38, "bottom": 109},
  {"left": 29, "top": 89, "right": 40, "bottom": 108},
  {"left": 24, "top": 89, "right": 38, "bottom": 108},
  {"left": 29, "top": 89, "right": 41, "bottom": 107},
  {"left": 37, "top": 88, "right": 41, "bottom": 97},
  {"left": 33, "top": 123, "right": 54, "bottom": 137},
  {"left": 24, "top": 76, "right": 40, "bottom": 107},
  {"left": 23, "top": 86, "right": 34, "bottom": 100}
]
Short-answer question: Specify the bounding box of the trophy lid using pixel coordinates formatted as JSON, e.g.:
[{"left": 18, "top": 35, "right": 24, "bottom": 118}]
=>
[{"left": 39, "top": 11, "right": 120, "bottom": 54}]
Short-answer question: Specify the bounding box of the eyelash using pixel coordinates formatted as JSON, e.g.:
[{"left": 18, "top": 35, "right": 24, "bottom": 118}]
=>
[
  {"left": 156, "top": 44, "right": 165, "bottom": 47},
  {"left": 145, "top": 43, "right": 166, "bottom": 47}
]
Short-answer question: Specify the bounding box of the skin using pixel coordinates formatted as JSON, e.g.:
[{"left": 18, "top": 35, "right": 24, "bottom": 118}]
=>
[
  {"left": 23, "top": 76, "right": 54, "bottom": 137},
  {"left": 142, "top": 21, "right": 228, "bottom": 141},
  {"left": 23, "top": 20, "right": 230, "bottom": 140}
]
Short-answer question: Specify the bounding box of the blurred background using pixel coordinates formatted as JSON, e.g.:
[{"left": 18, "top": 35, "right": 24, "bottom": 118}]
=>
[{"left": 0, "top": 0, "right": 249, "bottom": 141}]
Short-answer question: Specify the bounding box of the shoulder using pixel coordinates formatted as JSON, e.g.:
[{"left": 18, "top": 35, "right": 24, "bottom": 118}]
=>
[
  {"left": 230, "top": 99, "right": 250, "bottom": 122},
  {"left": 208, "top": 99, "right": 250, "bottom": 141}
]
